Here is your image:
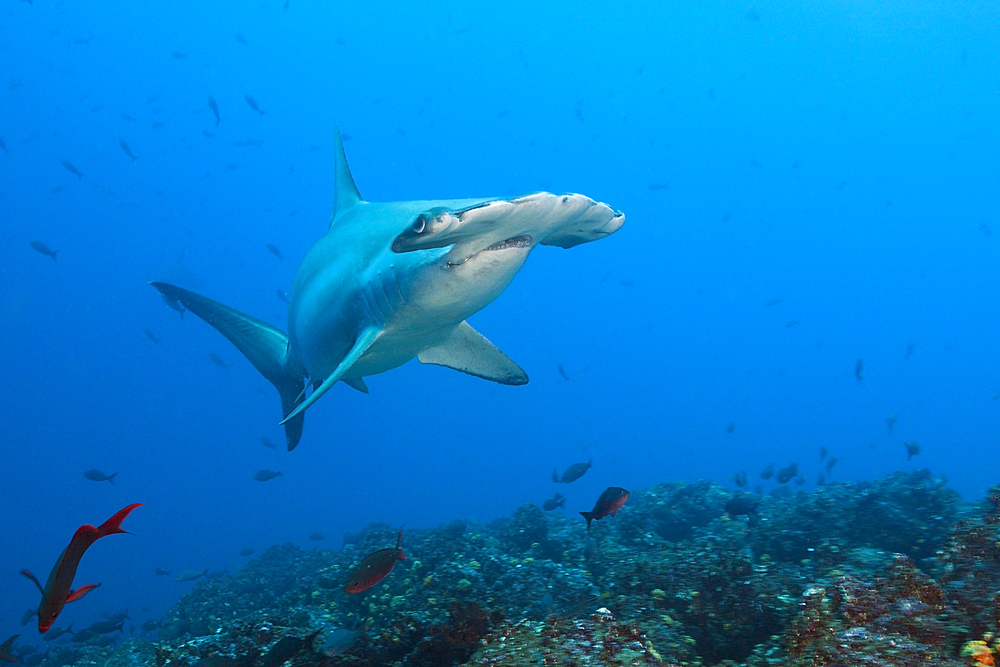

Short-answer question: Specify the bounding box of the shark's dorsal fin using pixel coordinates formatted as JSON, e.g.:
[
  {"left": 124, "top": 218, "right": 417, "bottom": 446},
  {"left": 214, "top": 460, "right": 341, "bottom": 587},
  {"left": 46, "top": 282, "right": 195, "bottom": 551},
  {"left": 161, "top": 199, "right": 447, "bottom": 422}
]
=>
[
  {"left": 418, "top": 321, "right": 528, "bottom": 385},
  {"left": 331, "top": 124, "right": 363, "bottom": 226}
]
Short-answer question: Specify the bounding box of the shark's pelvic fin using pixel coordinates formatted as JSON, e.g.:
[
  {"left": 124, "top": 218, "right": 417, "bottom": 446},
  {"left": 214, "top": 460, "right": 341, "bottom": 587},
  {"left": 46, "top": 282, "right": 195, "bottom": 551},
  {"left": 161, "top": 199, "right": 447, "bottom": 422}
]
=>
[
  {"left": 342, "top": 377, "right": 370, "bottom": 394},
  {"left": 149, "top": 282, "right": 306, "bottom": 450},
  {"left": 280, "top": 327, "right": 380, "bottom": 424},
  {"left": 418, "top": 321, "right": 528, "bottom": 386},
  {"left": 331, "top": 124, "right": 363, "bottom": 225}
]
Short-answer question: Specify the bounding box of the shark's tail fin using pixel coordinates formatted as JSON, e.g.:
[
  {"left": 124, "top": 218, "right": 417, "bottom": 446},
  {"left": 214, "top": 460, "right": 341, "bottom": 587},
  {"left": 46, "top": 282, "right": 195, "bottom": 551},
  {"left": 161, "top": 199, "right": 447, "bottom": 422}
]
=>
[{"left": 149, "top": 282, "right": 306, "bottom": 450}]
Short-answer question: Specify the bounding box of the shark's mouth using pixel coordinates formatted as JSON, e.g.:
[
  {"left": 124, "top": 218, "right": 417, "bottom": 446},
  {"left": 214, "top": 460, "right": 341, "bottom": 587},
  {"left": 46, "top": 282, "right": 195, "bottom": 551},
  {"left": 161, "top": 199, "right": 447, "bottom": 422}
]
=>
[{"left": 446, "top": 235, "right": 532, "bottom": 267}]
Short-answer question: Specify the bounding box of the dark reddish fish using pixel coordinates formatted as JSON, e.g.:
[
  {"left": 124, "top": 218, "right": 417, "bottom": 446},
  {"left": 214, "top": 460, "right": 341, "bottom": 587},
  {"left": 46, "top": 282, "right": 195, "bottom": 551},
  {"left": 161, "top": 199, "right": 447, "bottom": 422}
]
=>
[
  {"left": 344, "top": 530, "right": 406, "bottom": 593},
  {"left": 580, "top": 487, "right": 629, "bottom": 530},
  {"left": 22, "top": 504, "right": 142, "bottom": 633},
  {"left": 0, "top": 634, "right": 20, "bottom": 663}
]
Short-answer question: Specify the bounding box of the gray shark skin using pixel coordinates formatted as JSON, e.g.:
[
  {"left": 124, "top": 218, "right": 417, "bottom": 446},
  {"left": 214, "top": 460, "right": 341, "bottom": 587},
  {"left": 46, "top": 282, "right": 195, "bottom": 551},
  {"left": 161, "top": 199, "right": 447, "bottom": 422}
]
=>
[{"left": 151, "top": 128, "right": 623, "bottom": 450}]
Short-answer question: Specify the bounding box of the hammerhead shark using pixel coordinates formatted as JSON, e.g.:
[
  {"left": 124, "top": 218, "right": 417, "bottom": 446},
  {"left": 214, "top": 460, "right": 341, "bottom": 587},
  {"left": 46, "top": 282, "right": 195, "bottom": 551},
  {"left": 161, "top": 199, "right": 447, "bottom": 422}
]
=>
[{"left": 152, "top": 128, "right": 623, "bottom": 450}]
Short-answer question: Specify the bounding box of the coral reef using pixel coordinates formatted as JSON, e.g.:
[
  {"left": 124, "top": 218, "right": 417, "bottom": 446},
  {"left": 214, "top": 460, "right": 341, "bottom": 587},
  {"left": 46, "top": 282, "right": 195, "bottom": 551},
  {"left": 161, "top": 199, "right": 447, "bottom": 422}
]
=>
[{"left": 17, "top": 470, "right": 1000, "bottom": 667}]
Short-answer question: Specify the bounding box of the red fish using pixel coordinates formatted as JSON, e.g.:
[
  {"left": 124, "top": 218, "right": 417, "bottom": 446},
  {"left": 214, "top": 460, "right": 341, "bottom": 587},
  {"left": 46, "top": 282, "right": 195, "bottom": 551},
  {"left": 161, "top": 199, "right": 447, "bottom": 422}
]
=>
[
  {"left": 580, "top": 487, "right": 629, "bottom": 530},
  {"left": 344, "top": 530, "right": 406, "bottom": 594},
  {"left": 21, "top": 504, "right": 142, "bottom": 633},
  {"left": 0, "top": 634, "right": 20, "bottom": 663}
]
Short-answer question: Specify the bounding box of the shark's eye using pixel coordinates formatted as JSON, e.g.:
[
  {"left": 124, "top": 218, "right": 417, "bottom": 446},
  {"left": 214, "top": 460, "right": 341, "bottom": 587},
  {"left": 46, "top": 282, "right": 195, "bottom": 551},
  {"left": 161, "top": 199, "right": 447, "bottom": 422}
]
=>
[{"left": 412, "top": 216, "right": 426, "bottom": 234}]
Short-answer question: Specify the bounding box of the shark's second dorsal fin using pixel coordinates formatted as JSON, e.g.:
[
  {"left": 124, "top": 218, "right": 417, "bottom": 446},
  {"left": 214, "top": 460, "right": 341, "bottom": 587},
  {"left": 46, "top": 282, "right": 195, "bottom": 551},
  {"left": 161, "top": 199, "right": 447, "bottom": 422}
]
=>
[
  {"left": 331, "top": 124, "right": 363, "bottom": 226},
  {"left": 418, "top": 321, "right": 528, "bottom": 386}
]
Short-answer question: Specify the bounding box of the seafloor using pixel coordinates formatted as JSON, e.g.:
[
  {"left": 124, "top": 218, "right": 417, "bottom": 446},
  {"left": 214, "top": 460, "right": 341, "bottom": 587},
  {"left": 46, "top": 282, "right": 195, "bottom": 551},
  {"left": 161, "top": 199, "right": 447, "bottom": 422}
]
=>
[{"left": 16, "top": 470, "right": 1000, "bottom": 667}]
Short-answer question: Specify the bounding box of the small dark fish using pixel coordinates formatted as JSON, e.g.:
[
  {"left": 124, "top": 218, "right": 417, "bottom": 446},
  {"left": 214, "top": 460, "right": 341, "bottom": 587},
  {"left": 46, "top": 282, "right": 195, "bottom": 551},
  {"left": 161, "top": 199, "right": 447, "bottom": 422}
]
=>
[
  {"left": 171, "top": 51, "right": 187, "bottom": 59},
  {"left": 580, "top": 487, "right": 629, "bottom": 530},
  {"left": 724, "top": 494, "right": 759, "bottom": 520},
  {"left": 233, "top": 139, "right": 264, "bottom": 147},
  {"left": 235, "top": 34, "right": 248, "bottom": 46},
  {"left": 260, "top": 437, "right": 277, "bottom": 451},
  {"left": 261, "top": 631, "right": 320, "bottom": 667},
  {"left": 140, "top": 620, "right": 160, "bottom": 632},
  {"left": 151, "top": 121, "right": 165, "bottom": 129},
  {"left": 775, "top": 463, "right": 797, "bottom": 484},
  {"left": 51, "top": 187, "right": 64, "bottom": 194},
  {"left": 978, "top": 223, "right": 992, "bottom": 236},
  {"left": 886, "top": 412, "right": 898, "bottom": 435},
  {"left": 0, "top": 137, "right": 8, "bottom": 153},
  {"left": 785, "top": 320, "right": 799, "bottom": 327},
  {"left": 202, "top": 130, "right": 214, "bottom": 138},
  {"left": 144, "top": 328, "right": 160, "bottom": 344},
  {"left": 647, "top": 182, "right": 669, "bottom": 191},
  {"left": 543, "top": 493, "right": 565, "bottom": 511},
  {"left": 253, "top": 470, "right": 282, "bottom": 482},
  {"left": 733, "top": 471, "right": 748, "bottom": 488},
  {"left": 552, "top": 458, "right": 591, "bottom": 484},
  {"left": 764, "top": 298, "right": 781, "bottom": 307},
  {"left": 904, "top": 441, "right": 920, "bottom": 460},
  {"left": 208, "top": 353, "right": 231, "bottom": 370},
  {"left": 90, "top": 104, "right": 105, "bottom": 112},
  {"left": 82, "top": 618, "right": 123, "bottom": 635},
  {"left": 154, "top": 568, "right": 171, "bottom": 576},
  {"left": 207, "top": 96, "right": 220, "bottom": 125},
  {"left": 225, "top": 163, "right": 238, "bottom": 170},
  {"left": 825, "top": 456, "right": 838, "bottom": 473},
  {"left": 20, "top": 609, "right": 36, "bottom": 626},
  {"left": 244, "top": 95, "right": 265, "bottom": 117},
  {"left": 905, "top": 342, "right": 915, "bottom": 359},
  {"left": 308, "top": 532, "right": 325, "bottom": 542},
  {"left": 161, "top": 294, "right": 186, "bottom": 318},
  {"left": 275, "top": 290, "right": 289, "bottom": 304},
  {"left": 42, "top": 622, "right": 73, "bottom": 641},
  {"left": 60, "top": 159, "right": 83, "bottom": 180},
  {"left": 0, "top": 635, "right": 19, "bottom": 663},
  {"left": 118, "top": 139, "right": 138, "bottom": 162},
  {"left": 819, "top": 446, "right": 827, "bottom": 461},
  {"left": 816, "top": 473, "right": 825, "bottom": 486},
  {"left": 556, "top": 363, "right": 569, "bottom": 380},
  {"left": 266, "top": 243, "right": 284, "bottom": 261},
  {"left": 759, "top": 464, "right": 774, "bottom": 480},
  {"left": 120, "top": 113, "right": 137, "bottom": 122},
  {"left": 726, "top": 422, "right": 735, "bottom": 434},
  {"left": 83, "top": 469, "right": 117, "bottom": 484},
  {"left": 145, "top": 95, "right": 159, "bottom": 105},
  {"left": 239, "top": 548, "right": 254, "bottom": 557},
  {"left": 29, "top": 241, "right": 58, "bottom": 261},
  {"left": 855, "top": 359, "right": 864, "bottom": 382},
  {"left": 173, "top": 569, "right": 207, "bottom": 582},
  {"left": 344, "top": 530, "right": 405, "bottom": 593}
]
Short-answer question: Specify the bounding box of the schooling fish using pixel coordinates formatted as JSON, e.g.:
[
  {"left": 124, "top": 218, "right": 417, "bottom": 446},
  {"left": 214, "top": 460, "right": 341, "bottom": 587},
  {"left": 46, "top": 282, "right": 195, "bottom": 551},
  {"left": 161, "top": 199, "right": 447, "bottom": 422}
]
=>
[
  {"left": 308, "top": 532, "right": 325, "bottom": 541},
  {"left": 543, "top": 493, "right": 565, "bottom": 511},
  {"left": 207, "top": 97, "right": 220, "bottom": 125},
  {"left": 244, "top": 95, "right": 265, "bottom": 117},
  {"left": 0, "top": 137, "right": 9, "bottom": 153},
  {"left": 118, "top": 139, "right": 138, "bottom": 163},
  {"left": 904, "top": 441, "right": 921, "bottom": 460},
  {"left": 344, "top": 530, "right": 406, "bottom": 593},
  {"left": 82, "top": 469, "right": 117, "bottom": 484},
  {"left": 29, "top": 241, "right": 58, "bottom": 261},
  {"left": 154, "top": 567, "right": 171, "bottom": 576},
  {"left": 208, "top": 353, "right": 231, "bottom": 370},
  {"left": 552, "top": 459, "right": 591, "bottom": 484},
  {"left": 144, "top": 328, "right": 161, "bottom": 344},
  {"left": 760, "top": 464, "right": 774, "bottom": 480},
  {"left": 580, "top": 487, "right": 629, "bottom": 530},
  {"left": 260, "top": 437, "right": 278, "bottom": 451},
  {"left": 886, "top": 412, "right": 898, "bottom": 435},
  {"left": 239, "top": 547, "right": 254, "bottom": 556},
  {"left": 59, "top": 160, "right": 83, "bottom": 180},
  {"left": 253, "top": 470, "right": 281, "bottom": 482},
  {"left": 775, "top": 463, "right": 797, "bottom": 484},
  {"left": 42, "top": 622, "right": 73, "bottom": 641},
  {"left": 855, "top": 359, "right": 864, "bottom": 382},
  {"left": 266, "top": 243, "right": 284, "bottom": 261},
  {"left": 173, "top": 569, "right": 207, "bottom": 582},
  {"left": 21, "top": 504, "right": 142, "bottom": 633}
]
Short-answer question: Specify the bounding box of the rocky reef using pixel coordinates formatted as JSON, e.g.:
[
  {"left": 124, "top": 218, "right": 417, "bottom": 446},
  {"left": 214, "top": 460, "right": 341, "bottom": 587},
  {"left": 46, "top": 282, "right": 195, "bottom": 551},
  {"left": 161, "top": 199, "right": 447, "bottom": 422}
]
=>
[{"left": 14, "top": 469, "right": 1000, "bottom": 666}]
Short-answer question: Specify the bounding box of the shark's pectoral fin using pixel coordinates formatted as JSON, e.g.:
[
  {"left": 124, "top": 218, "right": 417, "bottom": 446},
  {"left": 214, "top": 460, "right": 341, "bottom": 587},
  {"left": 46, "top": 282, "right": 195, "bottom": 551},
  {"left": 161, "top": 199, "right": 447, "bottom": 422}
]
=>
[
  {"left": 342, "top": 377, "right": 370, "bottom": 394},
  {"left": 149, "top": 282, "right": 306, "bottom": 450},
  {"left": 280, "top": 327, "right": 380, "bottom": 424},
  {"left": 418, "top": 321, "right": 528, "bottom": 385}
]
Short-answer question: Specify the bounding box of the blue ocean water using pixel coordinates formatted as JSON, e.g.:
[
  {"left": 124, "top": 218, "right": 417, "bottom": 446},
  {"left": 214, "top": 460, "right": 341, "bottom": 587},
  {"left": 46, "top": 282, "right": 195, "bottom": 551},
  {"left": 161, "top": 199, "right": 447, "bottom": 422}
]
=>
[{"left": 1, "top": 0, "right": 997, "bottom": 647}]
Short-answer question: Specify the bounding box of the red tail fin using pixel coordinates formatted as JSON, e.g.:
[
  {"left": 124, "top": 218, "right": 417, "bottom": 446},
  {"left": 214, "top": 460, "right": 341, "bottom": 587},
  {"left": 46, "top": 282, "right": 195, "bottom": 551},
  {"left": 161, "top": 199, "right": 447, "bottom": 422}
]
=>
[
  {"left": 97, "top": 504, "right": 143, "bottom": 538},
  {"left": 0, "top": 634, "right": 20, "bottom": 663}
]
